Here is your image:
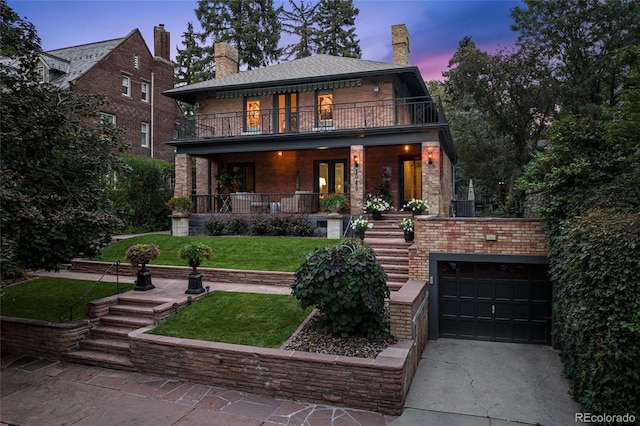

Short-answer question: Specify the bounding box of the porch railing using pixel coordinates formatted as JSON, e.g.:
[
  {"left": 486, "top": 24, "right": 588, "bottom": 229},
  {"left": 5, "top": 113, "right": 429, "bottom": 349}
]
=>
[
  {"left": 174, "top": 97, "right": 441, "bottom": 140},
  {"left": 192, "top": 192, "right": 330, "bottom": 214}
]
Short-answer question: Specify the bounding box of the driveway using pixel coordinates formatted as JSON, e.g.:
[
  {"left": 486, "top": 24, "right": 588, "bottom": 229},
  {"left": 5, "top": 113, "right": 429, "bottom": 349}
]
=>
[{"left": 393, "top": 339, "right": 582, "bottom": 426}]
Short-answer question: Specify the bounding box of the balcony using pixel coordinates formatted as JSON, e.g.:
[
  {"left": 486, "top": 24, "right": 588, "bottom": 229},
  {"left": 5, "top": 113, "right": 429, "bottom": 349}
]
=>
[{"left": 174, "top": 97, "right": 443, "bottom": 141}]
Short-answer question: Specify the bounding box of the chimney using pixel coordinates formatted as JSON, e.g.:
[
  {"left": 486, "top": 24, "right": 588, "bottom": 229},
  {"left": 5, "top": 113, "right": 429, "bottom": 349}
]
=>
[
  {"left": 214, "top": 42, "right": 239, "bottom": 78},
  {"left": 391, "top": 24, "right": 410, "bottom": 65},
  {"left": 154, "top": 24, "right": 170, "bottom": 60}
]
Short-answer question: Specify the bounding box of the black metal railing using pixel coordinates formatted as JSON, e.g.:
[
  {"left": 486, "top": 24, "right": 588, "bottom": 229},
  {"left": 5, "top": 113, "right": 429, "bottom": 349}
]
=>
[
  {"left": 174, "top": 97, "right": 441, "bottom": 140},
  {"left": 58, "top": 260, "right": 122, "bottom": 322},
  {"left": 192, "top": 192, "right": 331, "bottom": 214}
]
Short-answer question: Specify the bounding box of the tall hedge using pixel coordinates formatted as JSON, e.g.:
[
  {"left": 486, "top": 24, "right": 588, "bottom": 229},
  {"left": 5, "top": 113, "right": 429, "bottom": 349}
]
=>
[{"left": 550, "top": 209, "right": 640, "bottom": 415}]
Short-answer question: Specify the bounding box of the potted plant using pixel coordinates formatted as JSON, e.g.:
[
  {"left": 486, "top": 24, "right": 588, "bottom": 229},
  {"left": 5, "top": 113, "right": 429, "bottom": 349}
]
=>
[
  {"left": 397, "top": 218, "right": 415, "bottom": 242},
  {"left": 165, "top": 196, "right": 193, "bottom": 215},
  {"left": 364, "top": 196, "right": 391, "bottom": 219},
  {"left": 403, "top": 198, "right": 429, "bottom": 216},
  {"left": 320, "top": 193, "right": 349, "bottom": 213},
  {"left": 126, "top": 243, "right": 160, "bottom": 291},
  {"left": 351, "top": 216, "right": 372, "bottom": 239},
  {"left": 179, "top": 243, "right": 213, "bottom": 294},
  {"left": 215, "top": 172, "right": 240, "bottom": 193}
]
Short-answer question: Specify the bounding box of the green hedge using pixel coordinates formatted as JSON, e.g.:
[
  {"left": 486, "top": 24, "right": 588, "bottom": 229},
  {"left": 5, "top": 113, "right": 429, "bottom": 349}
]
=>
[{"left": 551, "top": 209, "right": 640, "bottom": 416}]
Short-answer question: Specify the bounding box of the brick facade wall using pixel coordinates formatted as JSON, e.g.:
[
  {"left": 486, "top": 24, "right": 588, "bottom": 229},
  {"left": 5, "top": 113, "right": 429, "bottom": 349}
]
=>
[{"left": 409, "top": 217, "right": 548, "bottom": 280}]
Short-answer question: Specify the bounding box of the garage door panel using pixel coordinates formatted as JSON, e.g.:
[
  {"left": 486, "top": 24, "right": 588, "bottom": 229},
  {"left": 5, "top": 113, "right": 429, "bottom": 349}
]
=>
[{"left": 438, "top": 261, "right": 552, "bottom": 345}]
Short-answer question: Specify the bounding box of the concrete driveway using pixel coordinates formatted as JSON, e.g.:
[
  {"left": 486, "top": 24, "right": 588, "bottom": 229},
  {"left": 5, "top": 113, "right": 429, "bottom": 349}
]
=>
[{"left": 392, "top": 339, "right": 582, "bottom": 426}]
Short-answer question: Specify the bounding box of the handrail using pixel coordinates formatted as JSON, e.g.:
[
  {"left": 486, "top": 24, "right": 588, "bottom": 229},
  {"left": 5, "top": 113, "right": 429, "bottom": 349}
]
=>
[{"left": 58, "top": 259, "right": 122, "bottom": 323}]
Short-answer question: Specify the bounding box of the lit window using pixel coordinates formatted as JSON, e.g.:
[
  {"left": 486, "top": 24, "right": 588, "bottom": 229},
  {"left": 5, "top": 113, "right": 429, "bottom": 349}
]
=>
[
  {"left": 141, "top": 122, "right": 149, "bottom": 147},
  {"left": 245, "top": 98, "right": 260, "bottom": 132},
  {"left": 141, "top": 81, "right": 149, "bottom": 102},
  {"left": 317, "top": 90, "right": 333, "bottom": 127},
  {"left": 122, "top": 74, "right": 131, "bottom": 97}
]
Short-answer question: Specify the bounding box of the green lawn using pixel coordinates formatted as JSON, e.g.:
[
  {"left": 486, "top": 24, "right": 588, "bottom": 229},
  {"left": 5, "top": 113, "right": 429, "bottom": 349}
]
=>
[
  {"left": 97, "top": 235, "right": 337, "bottom": 272},
  {"left": 0, "top": 277, "right": 134, "bottom": 322},
  {"left": 150, "top": 291, "right": 312, "bottom": 348}
]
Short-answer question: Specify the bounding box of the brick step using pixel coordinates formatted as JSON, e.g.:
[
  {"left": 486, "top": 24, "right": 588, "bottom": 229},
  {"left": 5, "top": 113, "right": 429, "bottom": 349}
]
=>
[
  {"left": 80, "top": 338, "right": 130, "bottom": 356},
  {"left": 372, "top": 247, "right": 410, "bottom": 256},
  {"left": 385, "top": 272, "right": 409, "bottom": 282},
  {"left": 63, "top": 350, "right": 135, "bottom": 371},
  {"left": 380, "top": 264, "right": 408, "bottom": 275},
  {"left": 108, "top": 304, "right": 156, "bottom": 318},
  {"left": 365, "top": 238, "right": 410, "bottom": 246},
  {"left": 90, "top": 325, "right": 134, "bottom": 340},
  {"left": 99, "top": 315, "right": 154, "bottom": 329},
  {"left": 386, "top": 281, "right": 405, "bottom": 291},
  {"left": 376, "top": 254, "right": 408, "bottom": 264},
  {"left": 116, "top": 295, "right": 172, "bottom": 307}
]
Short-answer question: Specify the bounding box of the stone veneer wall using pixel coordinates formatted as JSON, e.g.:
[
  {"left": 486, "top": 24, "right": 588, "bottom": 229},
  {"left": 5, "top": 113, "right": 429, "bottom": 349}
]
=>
[
  {"left": 129, "top": 328, "right": 415, "bottom": 415},
  {"left": 409, "top": 216, "right": 548, "bottom": 280}
]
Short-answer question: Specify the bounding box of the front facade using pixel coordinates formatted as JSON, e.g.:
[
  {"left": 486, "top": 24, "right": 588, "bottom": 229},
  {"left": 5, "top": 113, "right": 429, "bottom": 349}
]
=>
[
  {"left": 165, "top": 25, "right": 456, "bottom": 215},
  {"left": 37, "top": 25, "right": 179, "bottom": 162}
]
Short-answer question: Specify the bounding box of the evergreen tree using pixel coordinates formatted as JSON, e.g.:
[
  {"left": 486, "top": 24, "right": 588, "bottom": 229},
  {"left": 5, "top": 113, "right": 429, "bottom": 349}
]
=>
[
  {"left": 195, "top": 0, "right": 283, "bottom": 70},
  {"left": 314, "top": 0, "right": 361, "bottom": 58},
  {"left": 282, "top": 0, "right": 319, "bottom": 59},
  {"left": 174, "top": 21, "right": 212, "bottom": 86}
]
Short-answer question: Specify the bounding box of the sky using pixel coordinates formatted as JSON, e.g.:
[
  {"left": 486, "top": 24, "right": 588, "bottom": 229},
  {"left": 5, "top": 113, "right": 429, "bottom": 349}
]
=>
[{"left": 8, "top": 0, "right": 523, "bottom": 82}]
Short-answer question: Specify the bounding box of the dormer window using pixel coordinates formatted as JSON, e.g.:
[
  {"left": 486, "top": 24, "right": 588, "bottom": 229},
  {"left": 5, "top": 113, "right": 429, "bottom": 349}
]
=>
[{"left": 122, "top": 74, "right": 131, "bottom": 97}]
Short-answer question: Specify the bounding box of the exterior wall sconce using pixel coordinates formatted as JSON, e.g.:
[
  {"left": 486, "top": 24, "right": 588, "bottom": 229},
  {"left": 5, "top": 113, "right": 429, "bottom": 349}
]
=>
[
  {"left": 353, "top": 154, "right": 360, "bottom": 168},
  {"left": 372, "top": 84, "right": 380, "bottom": 93},
  {"left": 277, "top": 151, "right": 283, "bottom": 158},
  {"left": 428, "top": 151, "right": 433, "bottom": 165}
]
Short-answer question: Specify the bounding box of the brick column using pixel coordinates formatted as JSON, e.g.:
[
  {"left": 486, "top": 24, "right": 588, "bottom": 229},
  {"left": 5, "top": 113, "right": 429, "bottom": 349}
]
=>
[
  {"left": 350, "top": 145, "right": 364, "bottom": 215},
  {"left": 174, "top": 153, "right": 192, "bottom": 197},
  {"left": 195, "top": 157, "right": 210, "bottom": 195},
  {"left": 422, "top": 142, "right": 442, "bottom": 216}
]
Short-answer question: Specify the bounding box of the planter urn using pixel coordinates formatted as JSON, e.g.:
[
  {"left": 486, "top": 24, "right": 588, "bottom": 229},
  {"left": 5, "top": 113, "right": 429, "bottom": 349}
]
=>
[
  {"left": 185, "top": 259, "right": 205, "bottom": 294},
  {"left": 134, "top": 263, "right": 155, "bottom": 291}
]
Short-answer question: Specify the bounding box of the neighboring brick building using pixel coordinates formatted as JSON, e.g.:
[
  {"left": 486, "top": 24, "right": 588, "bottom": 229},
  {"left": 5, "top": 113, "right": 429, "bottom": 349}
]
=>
[
  {"left": 38, "top": 25, "right": 179, "bottom": 162},
  {"left": 164, "top": 24, "right": 457, "bottom": 215}
]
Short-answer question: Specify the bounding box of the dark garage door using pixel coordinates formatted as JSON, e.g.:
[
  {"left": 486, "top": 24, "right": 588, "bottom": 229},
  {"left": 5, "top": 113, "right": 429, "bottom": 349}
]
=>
[{"left": 438, "top": 261, "right": 552, "bottom": 345}]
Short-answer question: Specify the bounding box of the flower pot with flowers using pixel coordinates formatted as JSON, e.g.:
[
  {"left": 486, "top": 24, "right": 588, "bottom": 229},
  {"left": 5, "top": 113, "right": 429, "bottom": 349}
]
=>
[
  {"left": 179, "top": 243, "right": 213, "bottom": 294},
  {"left": 126, "top": 244, "right": 160, "bottom": 291},
  {"left": 364, "top": 196, "right": 391, "bottom": 220},
  {"left": 320, "top": 193, "right": 349, "bottom": 213},
  {"left": 397, "top": 218, "right": 415, "bottom": 242},
  {"left": 403, "top": 199, "right": 429, "bottom": 216},
  {"left": 351, "top": 216, "right": 372, "bottom": 239}
]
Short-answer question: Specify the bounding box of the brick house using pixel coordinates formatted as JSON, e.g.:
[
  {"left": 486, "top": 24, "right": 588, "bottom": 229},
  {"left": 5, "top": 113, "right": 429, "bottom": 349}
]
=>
[
  {"left": 164, "top": 24, "right": 457, "bottom": 216},
  {"left": 37, "top": 25, "right": 179, "bottom": 162}
]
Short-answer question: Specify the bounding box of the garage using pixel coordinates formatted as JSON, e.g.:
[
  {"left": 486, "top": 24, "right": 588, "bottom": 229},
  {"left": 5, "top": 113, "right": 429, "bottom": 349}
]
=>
[{"left": 428, "top": 254, "right": 552, "bottom": 345}]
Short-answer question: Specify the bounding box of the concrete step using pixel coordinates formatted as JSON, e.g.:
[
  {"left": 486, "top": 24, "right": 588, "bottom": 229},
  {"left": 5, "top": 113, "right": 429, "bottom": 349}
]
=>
[
  {"left": 80, "top": 338, "right": 130, "bottom": 356},
  {"left": 99, "top": 315, "right": 154, "bottom": 329},
  {"left": 90, "top": 325, "right": 133, "bottom": 340},
  {"left": 116, "top": 295, "right": 172, "bottom": 307},
  {"left": 109, "top": 304, "right": 156, "bottom": 318},
  {"left": 63, "top": 350, "right": 135, "bottom": 371}
]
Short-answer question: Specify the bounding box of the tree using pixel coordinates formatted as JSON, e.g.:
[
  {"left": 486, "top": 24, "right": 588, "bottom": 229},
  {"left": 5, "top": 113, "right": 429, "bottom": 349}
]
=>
[
  {"left": 444, "top": 37, "right": 556, "bottom": 211},
  {"left": 0, "top": 2, "right": 121, "bottom": 273},
  {"left": 315, "top": 0, "right": 361, "bottom": 58},
  {"left": 281, "top": 0, "right": 319, "bottom": 59},
  {"left": 175, "top": 21, "right": 213, "bottom": 86},
  {"left": 195, "top": 0, "right": 283, "bottom": 71},
  {"left": 512, "top": 0, "right": 640, "bottom": 115}
]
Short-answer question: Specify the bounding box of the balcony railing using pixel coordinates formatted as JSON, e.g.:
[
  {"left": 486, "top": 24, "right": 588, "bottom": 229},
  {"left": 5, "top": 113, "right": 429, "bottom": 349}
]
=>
[
  {"left": 174, "top": 97, "right": 441, "bottom": 140},
  {"left": 192, "top": 192, "right": 327, "bottom": 215}
]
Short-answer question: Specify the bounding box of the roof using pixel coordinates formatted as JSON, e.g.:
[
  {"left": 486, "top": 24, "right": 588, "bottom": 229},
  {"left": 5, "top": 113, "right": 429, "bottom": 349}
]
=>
[
  {"left": 44, "top": 37, "right": 124, "bottom": 88},
  {"left": 164, "top": 54, "right": 429, "bottom": 103}
]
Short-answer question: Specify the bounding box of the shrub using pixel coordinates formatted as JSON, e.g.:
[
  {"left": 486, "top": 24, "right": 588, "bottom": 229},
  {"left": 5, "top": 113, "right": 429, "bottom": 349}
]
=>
[
  {"left": 165, "top": 196, "right": 193, "bottom": 214},
  {"left": 320, "top": 194, "right": 349, "bottom": 212},
  {"left": 249, "top": 214, "right": 272, "bottom": 235},
  {"left": 178, "top": 243, "right": 213, "bottom": 268},
  {"left": 206, "top": 217, "right": 226, "bottom": 236},
  {"left": 125, "top": 244, "right": 160, "bottom": 266},
  {"left": 291, "top": 239, "right": 390, "bottom": 338},
  {"left": 287, "top": 215, "right": 315, "bottom": 237},
  {"left": 225, "top": 217, "right": 246, "bottom": 235}
]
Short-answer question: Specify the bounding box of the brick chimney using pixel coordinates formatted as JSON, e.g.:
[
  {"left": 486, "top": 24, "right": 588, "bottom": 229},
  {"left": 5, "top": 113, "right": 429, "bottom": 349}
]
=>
[
  {"left": 214, "top": 42, "right": 239, "bottom": 78},
  {"left": 391, "top": 24, "right": 410, "bottom": 65},
  {"left": 154, "top": 24, "right": 170, "bottom": 60}
]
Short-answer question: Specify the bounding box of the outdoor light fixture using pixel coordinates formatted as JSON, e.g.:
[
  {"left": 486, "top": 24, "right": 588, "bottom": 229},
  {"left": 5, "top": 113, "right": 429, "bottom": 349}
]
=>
[
  {"left": 428, "top": 151, "right": 433, "bottom": 165},
  {"left": 172, "top": 302, "right": 179, "bottom": 314},
  {"left": 277, "top": 151, "right": 283, "bottom": 158},
  {"left": 205, "top": 286, "right": 210, "bottom": 294},
  {"left": 353, "top": 154, "right": 359, "bottom": 168},
  {"left": 187, "top": 296, "right": 193, "bottom": 305},
  {"left": 372, "top": 83, "right": 380, "bottom": 92}
]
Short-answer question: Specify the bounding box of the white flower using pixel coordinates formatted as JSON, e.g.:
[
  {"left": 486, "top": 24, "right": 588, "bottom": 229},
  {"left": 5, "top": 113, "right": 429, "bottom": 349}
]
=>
[
  {"left": 364, "top": 196, "right": 391, "bottom": 212},
  {"left": 351, "top": 216, "right": 373, "bottom": 231},
  {"left": 403, "top": 199, "right": 429, "bottom": 212}
]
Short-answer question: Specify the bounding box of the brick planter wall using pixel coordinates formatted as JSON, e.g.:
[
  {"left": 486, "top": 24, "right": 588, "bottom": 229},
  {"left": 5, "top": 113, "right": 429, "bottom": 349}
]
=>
[{"left": 130, "top": 328, "right": 416, "bottom": 415}]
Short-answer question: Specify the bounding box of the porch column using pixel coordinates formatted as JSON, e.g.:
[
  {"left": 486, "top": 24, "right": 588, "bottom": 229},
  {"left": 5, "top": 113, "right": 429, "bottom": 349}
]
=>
[
  {"left": 174, "top": 153, "right": 192, "bottom": 198},
  {"left": 194, "top": 157, "right": 210, "bottom": 195},
  {"left": 422, "top": 142, "right": 442, "bottom": 215},
  {"left": 350, "top": 145, "right": 365, "bottom": 215}
]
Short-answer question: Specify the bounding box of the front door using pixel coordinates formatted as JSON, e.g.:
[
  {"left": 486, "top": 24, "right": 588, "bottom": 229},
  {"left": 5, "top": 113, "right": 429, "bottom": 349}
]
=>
[
  {"left": 315, "top": 160, "right": 346, "bottom": 194},
  {"left": 399, "top": 157, "right": 422, "bottom": 208},
  {"left": 275, "top": 93, "right": 298, "bottom": 133}
]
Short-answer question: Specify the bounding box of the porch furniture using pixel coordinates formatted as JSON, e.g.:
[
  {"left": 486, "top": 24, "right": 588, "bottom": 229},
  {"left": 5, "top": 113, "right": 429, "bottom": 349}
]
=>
[
  {"left": 230, "top": 192, "right": 258, "bottom": 214},
  {"left": 281, "top": 191, "right": 315, "bottom": 213}
]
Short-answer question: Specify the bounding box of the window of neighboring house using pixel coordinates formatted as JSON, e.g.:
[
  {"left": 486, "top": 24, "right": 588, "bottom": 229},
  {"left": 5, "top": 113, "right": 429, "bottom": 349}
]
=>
[
  {"left": 316, "top": 90, "right": 334, "bottom": 128},
  {"left": 244, "top": 98, "right": 260, "bottom": 133},
  {"left": 36, "top": 65, "right": 46, "bottom": 83},
  {"left": 141, "top": 81, "right": 149, "bottom": 103},
  {"left": 99, "top": 113, "right": 116, "bottom": 139},
  {"left": 141, "top": 122, "right": 150, "bottom": 148},
  {"left": 122, "top": 74, "right": 131, "bottom": 97}
]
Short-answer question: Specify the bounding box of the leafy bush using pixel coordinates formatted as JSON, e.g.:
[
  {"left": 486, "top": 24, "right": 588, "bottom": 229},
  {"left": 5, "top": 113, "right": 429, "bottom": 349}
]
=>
[
  {"left": 249, "top": 214, "right": 313, "bottom": 236},
  {"left": 320, "top": 194, "right": 349, "bottom": 212},
  {"left": 291, "top": 239, "right": 390, "bottom": 338},
  {"left": 249, "top": 214, "right": 272, "bottom": 235},
  {"left": 225, "top": 217, "right": 246, "bottom": 235},
  {"left": 178, "top": 243, "right": 213, "bottom": 268},
  {"left": 205, "top": 217, "right": 226, "bottom": 236},
  {"left": 551, "top": 209, "right": 640, "bottom": 415},
  {"left": 125, "top": 244, "right": 160, "bottom": 266}
]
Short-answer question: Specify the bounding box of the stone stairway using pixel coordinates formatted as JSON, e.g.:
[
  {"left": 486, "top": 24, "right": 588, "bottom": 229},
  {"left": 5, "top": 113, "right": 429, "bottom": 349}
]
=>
[
  {"left": 362, "top": 212, "right": 413, "bottom": 291},
  {"left": 63, "top": 295, "right": 164, "bottom": 371}
]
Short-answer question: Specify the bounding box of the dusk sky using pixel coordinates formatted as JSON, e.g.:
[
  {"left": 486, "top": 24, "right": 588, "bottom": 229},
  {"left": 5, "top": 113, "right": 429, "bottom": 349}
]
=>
[{"left": 8, "top": 0, "right": 523, "bottom": 82}]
